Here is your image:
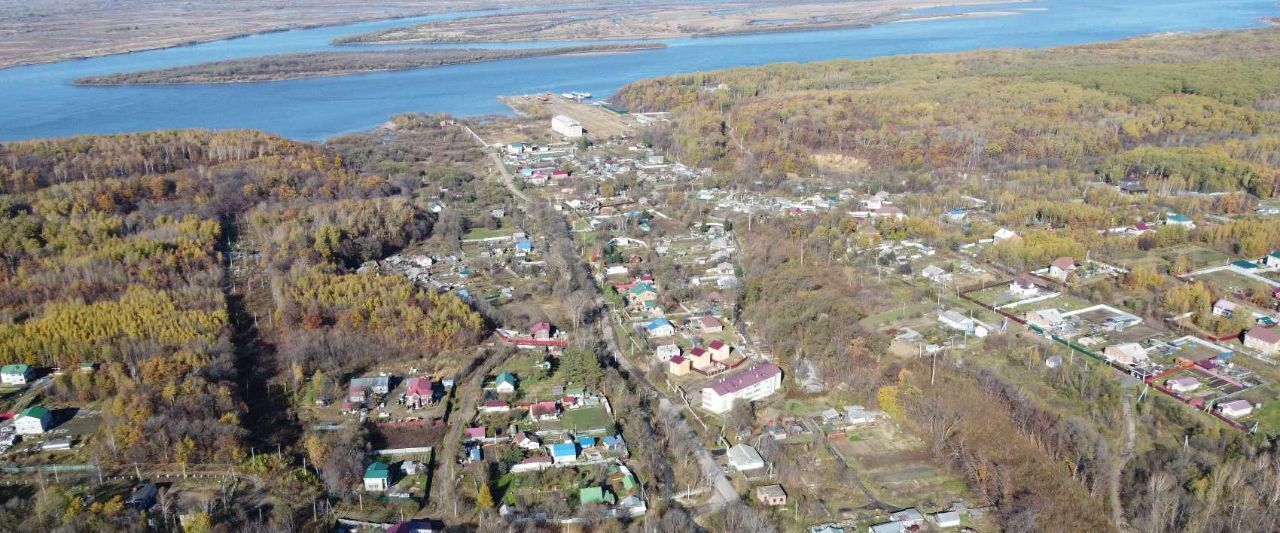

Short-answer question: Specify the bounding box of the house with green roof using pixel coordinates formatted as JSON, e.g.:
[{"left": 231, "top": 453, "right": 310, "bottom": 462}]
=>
[
  {"left": 1, "top": 364, "right": 32, "bottom": 386},
  {"left": 363, "top": 462, "right": 392, "bottom": 491},
  {"left": 495, "top": 372, "right": 518, "bottom": 393},
  {"left": 579, "top": 486, "right": 615, "bottom": 505},
  {"left": 1165, "top": 212, "right": 1195, "bottom": 229},
  {"left": 15, "top": 405, "right": 51, "bottom": 435},
  {"left": 626, "top": 282, "right": 658, "bottom": 305}
]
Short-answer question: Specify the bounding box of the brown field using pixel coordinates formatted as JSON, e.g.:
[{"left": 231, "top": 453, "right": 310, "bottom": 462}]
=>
[
  {"left": 338, "top": 0, "right": 1028, "bottom": 45},
  {"left": 0, "top": 0, "right": 607, "bottom": 69}
]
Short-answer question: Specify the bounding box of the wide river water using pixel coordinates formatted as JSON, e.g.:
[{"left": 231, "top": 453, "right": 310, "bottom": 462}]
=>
[{"left": 0, "top": 0, "right": 1276, "bottom": 141}]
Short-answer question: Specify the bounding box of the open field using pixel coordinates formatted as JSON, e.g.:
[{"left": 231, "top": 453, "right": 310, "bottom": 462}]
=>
[
  {"left": 336, "top": 0, "right": 1029, "bottom": 44},
  {"left": 0, "top": 0, "right": 611, "bottom": 69}
]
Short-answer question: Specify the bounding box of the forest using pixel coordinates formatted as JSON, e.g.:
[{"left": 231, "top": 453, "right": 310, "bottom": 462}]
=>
[
  {"left": 72, "top": 44, "right": 664, "bottom": 85},
  {"left": 615, "top": 28, "right": 1280, "bottom": 197},
  {"left": 0, "top": 121, "right": 487, "bottom": 529}
]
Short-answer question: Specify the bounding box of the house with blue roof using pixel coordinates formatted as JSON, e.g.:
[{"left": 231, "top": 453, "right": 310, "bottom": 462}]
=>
[
  {"left": 515, "top": 239, "right": 534, "bottom": 255},
  {"left": 645, "top": 318, "right": 674, "bottom": 338},
  {"left": 550, "top": 442, "right": 578, "bottom": 464},
  {"left": 578, "top": 436, "right": 596, "bottom": 448}
]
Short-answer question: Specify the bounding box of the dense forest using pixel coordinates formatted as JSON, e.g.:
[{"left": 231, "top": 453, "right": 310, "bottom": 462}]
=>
[
  {"left": 0, "top": 121, "right": 487, "bottom": 529},
  {"left": 617, "top": 28, "right": 1280, "bottom": 196},
  {"left": 74, "top": 43, "right": 664, "bottom": 85}
]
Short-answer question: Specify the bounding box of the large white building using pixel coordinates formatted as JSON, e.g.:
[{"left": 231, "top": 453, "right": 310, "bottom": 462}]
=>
[
  {"left": 701, "top": 363, "right": 782, "bottom": 414},
  {"left": 551, "top": 115, "right": 583, "bottom": 138}
]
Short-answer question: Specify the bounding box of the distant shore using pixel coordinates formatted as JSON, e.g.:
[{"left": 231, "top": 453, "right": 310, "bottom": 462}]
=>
[{"left": 73, "top": 43, "right": 665, "bottom": 85}]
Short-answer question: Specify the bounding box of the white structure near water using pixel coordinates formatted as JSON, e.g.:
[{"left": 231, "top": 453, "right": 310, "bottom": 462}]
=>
[{"left": 551, "top": 115, "right": 583, "bottom": 138}]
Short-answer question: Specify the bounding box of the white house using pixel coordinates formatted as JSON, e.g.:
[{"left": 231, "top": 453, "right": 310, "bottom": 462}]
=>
[
  {"left": 1217, "top": 399, "right": 1254, "bottom": 418},
  {"left": 1025, "top": 308, "right": 1065, "bottom": 329},
  {"left": 937, "top": 309, "right": 973, "bottom": 332},
  {"left": 993, "top": 228, "right": 1020, "bottom": 242},
  {"left": 1048, "top": 257, "right": 1077, "bottom": 282},
  {"left": 645, "top": 318, "right": 675, "bottom": 338},
  {"left": 14, "top": 405, "right": 51, "bottom": 435},
  {"left": 934, "top": 511, "right": 962, "bottom": 528},
  {"left": 1212, "top": 299, "right": 1240, "bottom": 318},
  {"left": 1008, "top": 276, "right": 1040, "bottom": 298},
  {"left": 920, "top": 265, "right": 951, "bottom": 284},
  {"left": 701, "top": 363, "right": 782, "bottom": 414},
  {"left": 1103, "top": 343, "right": 1149, "bottom": 366},
  {"left": 654, "top": 344, "right": 682, "bottom": 362},
  {"left": 1, "top": 364, "right": 32, "bottom": 386},
  {"left": 363, "top": 462, "right": 391, "bottom": 491},
  {"left": 1166, "top": 376, "right": 1200, "bottom": 393},
  {"left": 726, "top": 443, "right": 765, "bottom": 472},
  {"left": 551, "top": 115, "right": 583, "bottom": 138},
  {"left": 1265, "top": 251, "right": 1280, "bottom": 268}
]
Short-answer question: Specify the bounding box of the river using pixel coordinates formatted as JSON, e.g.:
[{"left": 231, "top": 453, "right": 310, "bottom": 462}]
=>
[{"left": 0, "top": 0, "right": 1275, "bottom": 141}]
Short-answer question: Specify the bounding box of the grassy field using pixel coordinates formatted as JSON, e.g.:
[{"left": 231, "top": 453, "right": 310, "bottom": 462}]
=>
[{"left": 553, "top": 406, "right": 613, "bottom": 433}]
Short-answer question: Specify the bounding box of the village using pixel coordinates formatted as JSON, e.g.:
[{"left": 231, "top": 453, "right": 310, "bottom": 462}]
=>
[{"left": 5, "top": 90, "right": 1280, "bottom": 533}]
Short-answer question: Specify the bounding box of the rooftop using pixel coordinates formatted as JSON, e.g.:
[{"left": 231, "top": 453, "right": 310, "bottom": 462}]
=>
[{"left": 705, "top": 364, "right": 781, "bottom": 396}]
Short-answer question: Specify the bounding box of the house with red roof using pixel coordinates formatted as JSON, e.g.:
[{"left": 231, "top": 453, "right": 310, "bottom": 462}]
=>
[
  {"left": 403, "top": 377, "right": 435, "bottom": 409},
  {"left": 701, "top": 363, "right": 783, "bottom": 414},
  {"left": 1245, "top": 326, "right": 1280, "bottom": 355},
  {"left": 698, "top": 315, "right": 724, "bottom": 334}
]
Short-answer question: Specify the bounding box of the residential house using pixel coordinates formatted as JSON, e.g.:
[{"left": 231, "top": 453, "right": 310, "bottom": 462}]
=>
[
  {"left": 463, "top": 427, "right": 486, "bottom": 442},
  {"left": 1217, "top": 399, "right": 1254, "bottom": 418},
  {"left": 668, "top": 355, "right": 691, "bottom": 375},
  {"left": 14, "top": 405, "right": 51, "bottom": 435},
  {"left": 364, "top": 462, "right": 392, "bottom": 491},
  {"left": 844, "top": 405, "right": 879, "bottom": 426},
  {"left": 480, "top": 400, "right": 510, "bottom": 414},
  {"left": 1166, "top": 376, "right": 1200, "bottom": 393},
  {"left": 1117, "top": 181, "right": 1148, "bottom": 195},
  {"left": 1166, "top": 212, "right": 1195, "bottom": 229},
  {"left": 937, "top": 309, "right": 974, "bottom": 332},
  {"left": 699, "top": 315, "right": 724, "bottom": 334},
  {"left": 579, "top": 486, "right": 616, "bottom": 505},
  {"left": 645, "top": 318, "right": 675, "bottom": 338},
  {"left": 1048, "top": 257, "right": 1077, "bottom": 282},
  {"left": 654, "top": 344, "right": 681, "bottom": 362},
  {"left": 403, "top": 377, "right": 435, "bottom": 409},
  {"left": 867, "top": 523, "right": 905, "bottom": 533},
  {"left": 626, "top": 282, "right": 658, "bottom": 306},
  {"left": 993, "top": 228, "right": 1020, "bottom": 242},
  {"left": 1213, "top": 299, "right": 1240, "bottom": 318},
  {"left": 701, "top": 363, "right": 783, "bottom": 414},
  {"left": 873, "top": 205, "right": 906, "bottom": 220},
  {"left": 1245, "top": 326, "right": 1280, "bottom": 355},
  {"left": 726, "top": 443, "right": 765, "bottom": 472},
  {"left": 934, "top": 511, "right": 962, "bottom": 528},
  {"left": 1265, "top": 251, "right": 1280, "bottom": 268},
  {"left": 1025, "top": 308, "right": 1065, "bottom": 329},
  {"left": 1103, "top": 343, "right": 1149, "bottom": 366},
  {"left": 528, "top": 401, "right": 560, "bottom": 421},
  {"left": 531, "top": 322, "right": 553, "bottom": 340},
  {"left": 1008, "top": 276, "right": 1040, "bottom": 298},
  {"left": 550, "top": 442, "right": 578, "bottom": 464},
  {"left": 811, "top": 525, "right": 846, "bottom": 533},
  {"left": 920, "top": 264, "right": 951, "bottom": 284},
  {"left": 511, "top": 456, "right": 553, "bottom": 473},
  {"left": 349, "top": 375, "right": 390, "bottom": 403},
  {"left": 756, "top": 485, "right": 788, "bottom": 506},
  {"left": 707, "top": 339, "right": 731, "bottom": 362},
  {"left": 1, "top": 364, "right": 32, "bottom": 386},
  {"left": 127, "top": 483, "right": 158, "bottom": 511},
  {"left": 514, "top": 431, "right": 540, "bottom": 450},
  {"left": 495, "top": 372, "right": 518, "bottom": 393},
  {"left": 605, "top": 265, "right": 630, "bottom": 277},
  {"left": 890, "top": 508, "right": 925, "bottom": 528}
]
